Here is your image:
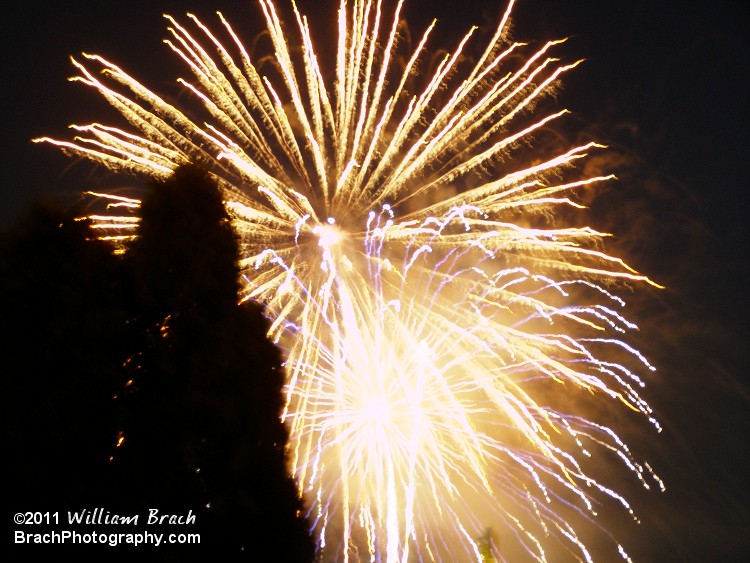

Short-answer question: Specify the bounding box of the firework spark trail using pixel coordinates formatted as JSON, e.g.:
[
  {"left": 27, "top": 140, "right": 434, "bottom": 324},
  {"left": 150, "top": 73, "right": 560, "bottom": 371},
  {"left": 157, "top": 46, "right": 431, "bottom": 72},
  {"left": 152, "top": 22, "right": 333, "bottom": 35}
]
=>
[{"left": 36, "top": 0, "right": 664, "bottom": 560}]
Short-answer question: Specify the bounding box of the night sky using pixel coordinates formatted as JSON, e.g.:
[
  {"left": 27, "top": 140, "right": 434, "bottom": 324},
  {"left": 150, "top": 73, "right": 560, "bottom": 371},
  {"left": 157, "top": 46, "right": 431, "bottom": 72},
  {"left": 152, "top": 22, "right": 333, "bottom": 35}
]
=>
[{"left": 2, "top": 1, "right": 748, "bottom": 560}]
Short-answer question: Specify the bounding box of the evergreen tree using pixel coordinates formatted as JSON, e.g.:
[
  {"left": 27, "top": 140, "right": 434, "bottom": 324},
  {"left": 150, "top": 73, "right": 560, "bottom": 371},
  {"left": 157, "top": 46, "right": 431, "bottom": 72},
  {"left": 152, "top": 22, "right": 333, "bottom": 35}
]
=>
[
  {"left": 2, "top": 199, "right": 130, "bottom": 509},
  {"left": 115, "top": 165, "right": 313, "bottom": 559},
  {"left": 4, "top": 167, "right": 314, "bottom": 560}
]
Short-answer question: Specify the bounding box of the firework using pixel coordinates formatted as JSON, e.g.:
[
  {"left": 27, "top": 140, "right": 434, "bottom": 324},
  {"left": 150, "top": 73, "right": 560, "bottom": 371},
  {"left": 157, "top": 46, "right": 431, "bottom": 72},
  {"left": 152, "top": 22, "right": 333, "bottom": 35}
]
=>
[{"left": 36, "top": 0, "right": 664, "bottom": 560}]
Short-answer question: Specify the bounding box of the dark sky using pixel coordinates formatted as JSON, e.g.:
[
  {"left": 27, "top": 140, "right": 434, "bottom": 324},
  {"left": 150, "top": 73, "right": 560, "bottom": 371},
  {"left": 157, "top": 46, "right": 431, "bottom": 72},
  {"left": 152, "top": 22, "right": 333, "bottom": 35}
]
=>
[{"left": 2, "top": 1, "right": 748, "bottom": 560}]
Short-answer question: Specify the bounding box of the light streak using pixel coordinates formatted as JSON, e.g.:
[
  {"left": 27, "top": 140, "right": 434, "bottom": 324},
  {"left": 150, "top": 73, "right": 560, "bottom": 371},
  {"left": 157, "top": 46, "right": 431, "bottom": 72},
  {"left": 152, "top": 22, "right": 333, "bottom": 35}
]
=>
[{"left": 36, "top": 1, "right": 663, "bottom": 560}]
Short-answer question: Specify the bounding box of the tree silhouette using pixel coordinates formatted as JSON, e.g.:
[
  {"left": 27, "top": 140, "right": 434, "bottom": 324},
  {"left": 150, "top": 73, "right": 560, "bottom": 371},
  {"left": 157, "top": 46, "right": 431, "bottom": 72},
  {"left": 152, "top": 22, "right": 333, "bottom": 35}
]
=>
[
  {"left": 116, "top": 165, "right": 313, "bottom": 559},
  {"left": 2, "top": 198, "right": 130, "bottom": 508},
  {"left": 3, "top": 167, "right": 314, "bottom": 560}
]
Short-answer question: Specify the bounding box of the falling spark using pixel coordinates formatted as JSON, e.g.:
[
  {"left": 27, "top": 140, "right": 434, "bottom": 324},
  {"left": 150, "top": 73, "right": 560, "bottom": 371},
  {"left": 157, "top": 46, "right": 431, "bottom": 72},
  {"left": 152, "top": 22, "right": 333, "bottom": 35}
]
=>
[{"left": 36, "top": 0, "right": 664, "bottom": 560}]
